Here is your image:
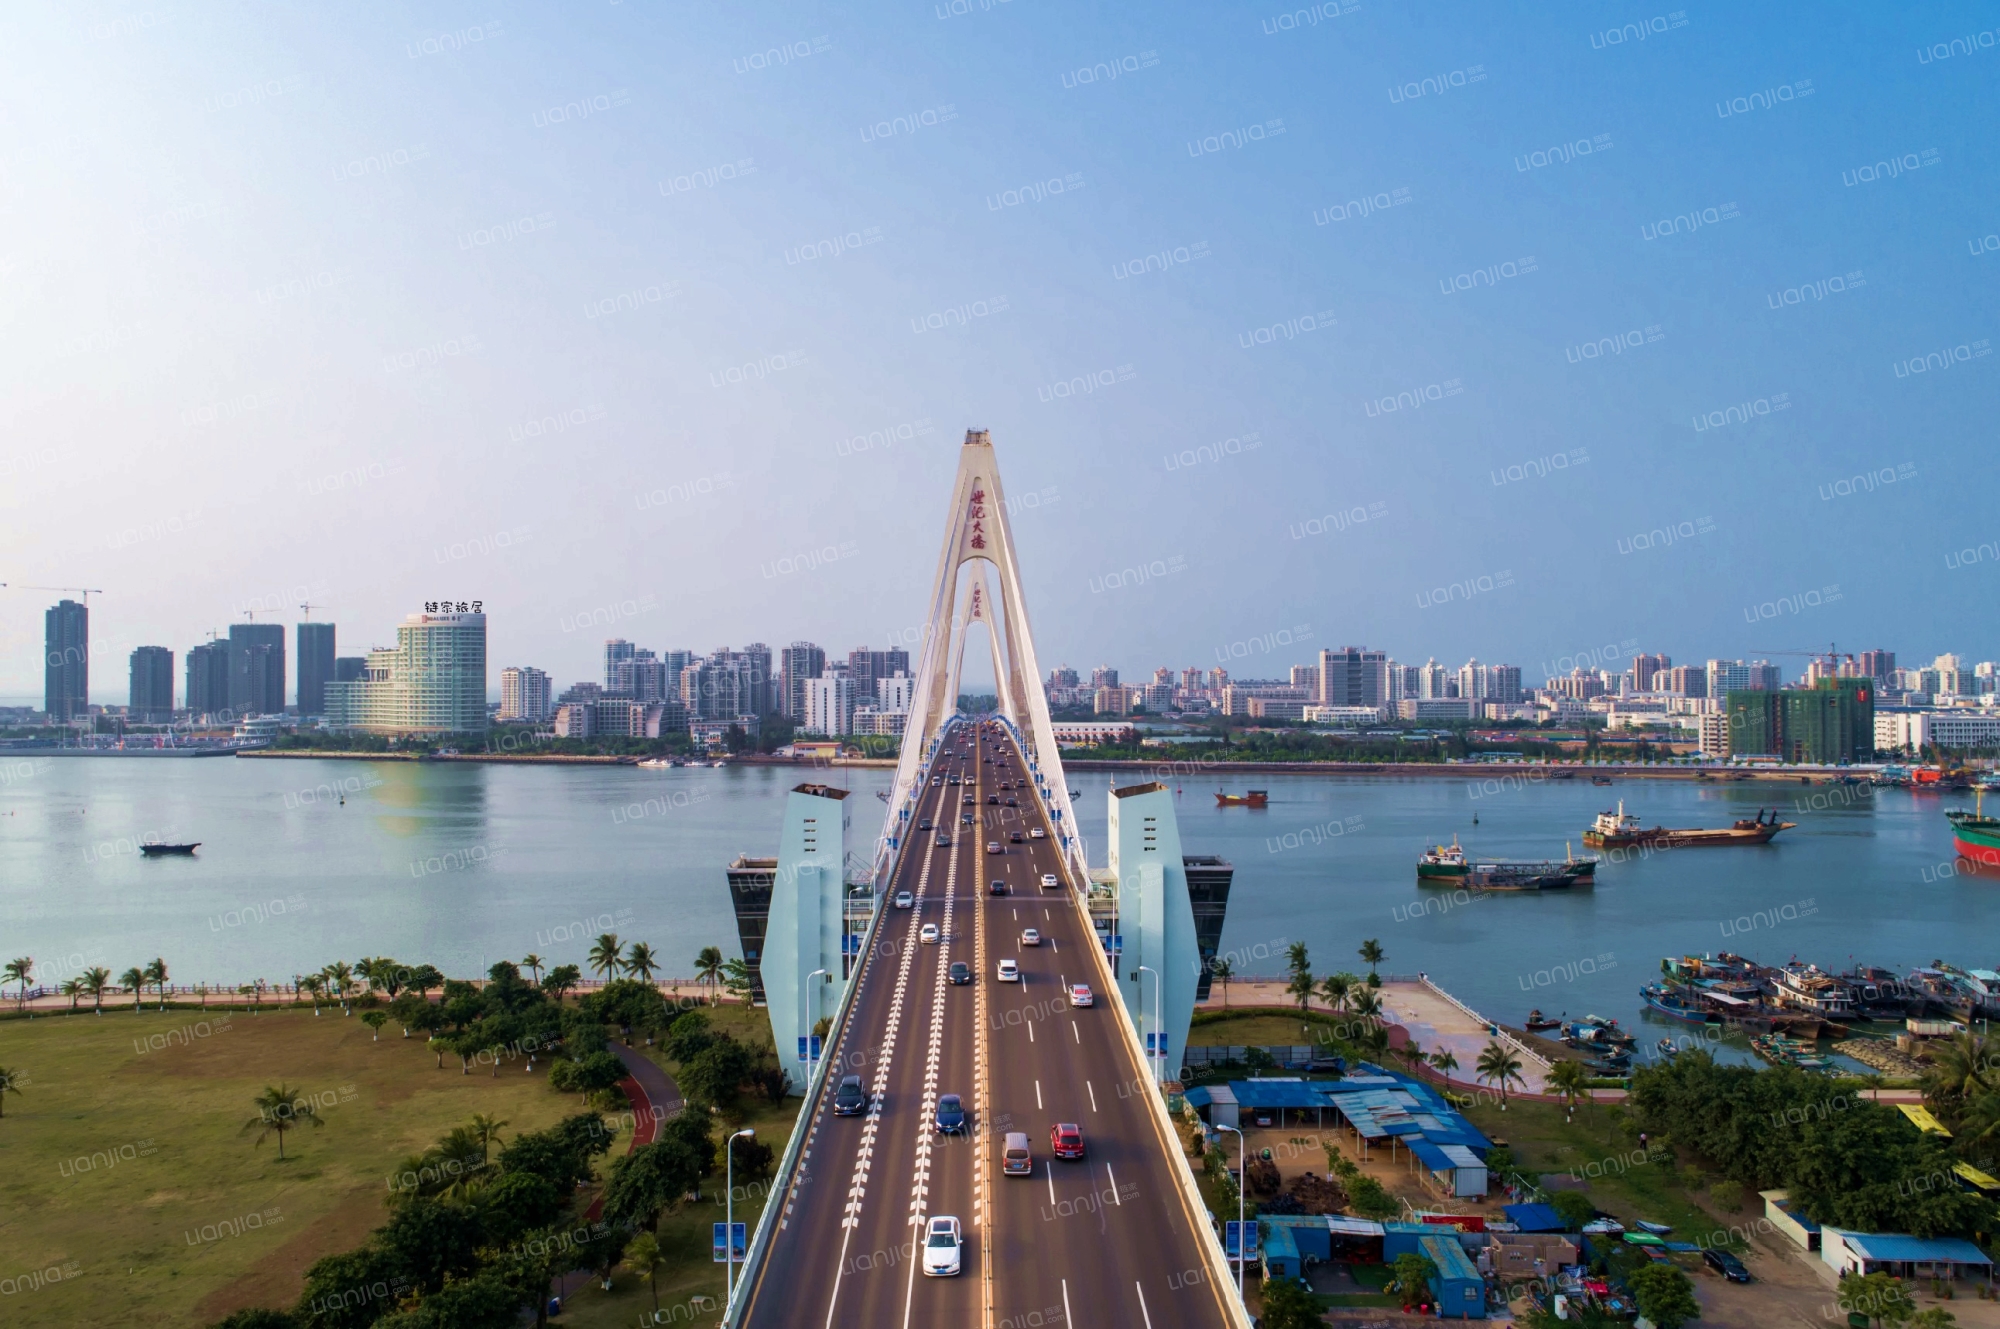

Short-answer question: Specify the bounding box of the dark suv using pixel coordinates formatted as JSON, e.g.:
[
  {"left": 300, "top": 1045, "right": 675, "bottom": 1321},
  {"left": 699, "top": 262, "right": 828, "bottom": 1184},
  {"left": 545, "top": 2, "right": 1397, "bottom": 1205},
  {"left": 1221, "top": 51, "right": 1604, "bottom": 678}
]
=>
[
  {"left": 949, "top": 961, "right": 971, "bottom": 985},
  {"left": 1703, "top": 1249, "right": 1750, "bottom": 1283},
  {"left": 833, "top": 1075, "right": 866, "bottom": 1116}
]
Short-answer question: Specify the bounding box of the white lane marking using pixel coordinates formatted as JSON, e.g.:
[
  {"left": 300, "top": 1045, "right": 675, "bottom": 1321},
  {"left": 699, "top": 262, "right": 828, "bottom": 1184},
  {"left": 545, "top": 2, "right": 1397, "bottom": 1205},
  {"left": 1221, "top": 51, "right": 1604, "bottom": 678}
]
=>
[
  {"left": 1027, "top": 1020, "right": 1035, "bottom": 1043},
  {"left": 1063, "top": 1279, "right": 1073, "bottom": 1328},
  {"left": 1135, "top": 1282, "right": 1154, "bottom": 1328},
  {"left": 1087, "top": 1080, "right": 1097, "bottom": 1113},
  {"left": 1106, "top": 1161, "right": 1121, "bottom": 1205},
  {"left": 902, "top": 788, "right": 960, "bottom": 1329},
  {"left": 1072, "top": 1021, "right": 1080, "bottom": 1044},
  {"left": 1046, "top": 1160, "right": 1056, "bottom": 1205},
  {"left": 1035, "top": 1079, "right": 1043, "bottom": 1109},
  {"left": 1049, "top": 938, "right": 1058, "bottom": 953}
]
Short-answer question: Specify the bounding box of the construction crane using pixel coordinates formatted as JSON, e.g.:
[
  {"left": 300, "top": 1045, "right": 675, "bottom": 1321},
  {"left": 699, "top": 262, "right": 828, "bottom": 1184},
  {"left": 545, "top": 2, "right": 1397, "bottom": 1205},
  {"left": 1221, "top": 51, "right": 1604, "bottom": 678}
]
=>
[
  {"left": 1, "top": 582, "right": 105, "bottom": 605},
  {"left": 299, "top": 601, "right": 332, "bottom": 620}
]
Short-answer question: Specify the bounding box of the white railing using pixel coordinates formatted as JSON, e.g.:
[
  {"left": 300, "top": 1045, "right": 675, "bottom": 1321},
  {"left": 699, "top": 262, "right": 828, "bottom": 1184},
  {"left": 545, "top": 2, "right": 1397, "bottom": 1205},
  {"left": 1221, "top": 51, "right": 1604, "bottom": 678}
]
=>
[{"left": 1417, "top": 972, "right": 1553, "bottom": 1072}]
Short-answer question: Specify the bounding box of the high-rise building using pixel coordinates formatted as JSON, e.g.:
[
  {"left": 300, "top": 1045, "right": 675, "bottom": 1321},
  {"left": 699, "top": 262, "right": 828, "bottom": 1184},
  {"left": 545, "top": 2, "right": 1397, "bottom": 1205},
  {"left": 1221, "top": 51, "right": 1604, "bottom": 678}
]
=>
[
  {"left": 1664, "top": 665, "right": 1708, "bottom": 698},
  {"left": 742, "top": 643, "right": 774, "bottom": 716},
  {"left": 1859, "top": 650, "right": 1896, "bottom": 683},
  {"left": 803, "top": 673, "right": 854, "bottom": 736},
  {"left": 1706, "top": 659, "right": 1760, "bottom": 698},
  {"left": 1418, "top": 659, "right": 1450, "bottom": 700},
  {"left": 296, "top": 622, "right": 336, "bottom": 716},
  {"left": 876, "top": 672, "right": 915, "bottom": 714},
  {"left": 499, "top": 666, "right": 553, "bottom": 722},
  {"left": 603, "top": 639, "right": 637, "bottom": 691},
  {"left": 780, "top": 642, "right": 826, "bottom": 720},
  {"left": 323, "top": 610, "right": 487, "bottom": 734},
  {"left": 227, "top": 624, "right": 286, "bottom": 717},
  {"left": 1289, "top": 663, "right": 1321, "bottom": 692},
  {"left": 1049, "top": 665, "right": 1080, "bottom": 689},
  {"left": 334, "top": 656, "right": 367, "bottom": 683},
  {"left": 44, "top": 599, "right": 89, "bottom": 722},
  {"left": 1090, "top": 665, "right": 1119, "bottom": 691},
  {"left": 185, "top": 641, "right": 230, "bottom": 718},
  {"left": 128, "top": 646, "right": 174, "bottom": 722},
  {"left": 1726, "top": 677, "right": 1874, "bottom": 764},
  {"left": 1631, "top": 653, "right": 1670, "bottom": 692},
  {"left": 846, "top": 648, "right": 909, "bottom": 709},
  {"left": 1318, "top": 647, "right": 1388, "bottom": 708}
]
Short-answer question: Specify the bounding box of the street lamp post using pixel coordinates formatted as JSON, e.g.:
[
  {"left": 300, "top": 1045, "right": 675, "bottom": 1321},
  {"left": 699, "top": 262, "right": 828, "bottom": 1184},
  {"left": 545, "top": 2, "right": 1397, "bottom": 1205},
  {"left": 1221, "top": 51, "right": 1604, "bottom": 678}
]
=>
[
  {"left": 1216, "top": 1122, "right": 1247, "bottom": 1306},
  {"left": 725, "top": 1127, "right": 755, "bottom": 1305},
  {"left": 805, "top": 968, "right": 828, "bottom": 1093},
  {"left": 1138, "top": 964, "right": 1162, "bottom": 1086}
]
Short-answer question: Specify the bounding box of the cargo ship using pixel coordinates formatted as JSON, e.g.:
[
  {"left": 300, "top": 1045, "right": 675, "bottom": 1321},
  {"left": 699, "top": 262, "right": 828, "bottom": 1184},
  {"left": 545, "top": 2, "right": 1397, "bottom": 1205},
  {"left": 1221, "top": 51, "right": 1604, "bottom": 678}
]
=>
[
  {"left": 1215, "top": 790, "right": 1268, "bottom": 807},
  {"left": 1416, "top": 837, "right": 1597, "bottom": 891},
  {"left": 1946, "top": 792, "right": 2000, "bottom": 870},
  {"left": 1582, "top": 800, "right": 1793, "bottom": 849}
]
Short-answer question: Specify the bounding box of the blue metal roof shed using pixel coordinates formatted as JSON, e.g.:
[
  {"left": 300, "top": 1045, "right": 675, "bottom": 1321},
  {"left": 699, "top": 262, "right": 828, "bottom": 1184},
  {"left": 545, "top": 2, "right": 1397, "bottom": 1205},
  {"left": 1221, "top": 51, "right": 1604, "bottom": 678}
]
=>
[
  {"left": 1421, "top": 1234, "right": 1488, "bottom": 1320},
  {"left": 1503, "top": 1203, "right": 1565, "bottom": 1233}
]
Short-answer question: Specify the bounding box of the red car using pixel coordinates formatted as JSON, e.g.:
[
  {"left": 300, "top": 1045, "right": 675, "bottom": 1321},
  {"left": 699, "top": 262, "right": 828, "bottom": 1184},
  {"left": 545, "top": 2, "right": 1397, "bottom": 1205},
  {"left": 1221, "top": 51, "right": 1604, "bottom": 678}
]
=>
[{"left": 1050, "top": 1123, "right": 1085, "bottom": 1160}]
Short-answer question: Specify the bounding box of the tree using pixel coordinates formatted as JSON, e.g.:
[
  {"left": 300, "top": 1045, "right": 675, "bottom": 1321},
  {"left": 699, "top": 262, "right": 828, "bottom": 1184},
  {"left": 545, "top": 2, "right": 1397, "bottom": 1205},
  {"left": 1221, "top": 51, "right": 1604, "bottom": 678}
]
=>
[
  {"left": 4, "top": 957, "right": 31, "bottom": 1010},
  {"left": 60, "top": 977, "right": 81, "bottom": 1011},
  {"left": 1209, "top": 957, "right": 1233, "bottom": 1008},
  {"left": 146, "top": 957, "right": 170, "bottom": 1009},
  {"left": 680, "top": 1035, "right": 755, "bottom": 1111},
  {"left": 120, "top": 966, "right": 147, "bottom": 1010},
  {"left": 300, "top": 973, "right": 326, "bottom": 1015},
  {"left": 83, "top": 966, "right": 112, "bottom": 1014},
  {"left": 1387, "top": 1251, "right": 1438, "bottom": 1301},
  {"left": 624, "top": 942, "right": 660, "bottom": 985},
  {"left": 1286, "top": 965, "right": 1316, "bottom": 1012},
  {"left": 1318, "top": 971, "right": 1351, "bottom": 1013},
  {"left": 721, "top": 958, "right": 755, "bottom": 1002},
  {"left": 1347, "top": 1171, "right": 1399, "bottom": 1220},
  {"left": 0, "top": 1064, "right": 22, "bottom": 1117},
  {"left": 520, "top": 954, "right": 544, "bottom": 987},
  {"left": 622, "top": 1231, "right": 664, "bottom": 1319},
  {"left": 1476, "top": 1041, "right": 1525, "bottom": 1108},
  {"left": 244, "top": 1084, "right": 324, "bottom": 1161},
  {"left": 543, "top": 964, "right": 580, "bottom": 1004},
  {"left": 1910, "top": 1309, "right": 1961, "bottom": 1329},
  {"left": 1257, "top": 1275, "right": 1323, "bottom": 1329},
  {"left": 695, "top": 946, "right": 724, "bottom": 1006},
  {"left": 588, "top": 933, "right": 624, "bottom": 983},
  {"left": 1358, "top": 938, "right": 1385, "bottom": 980},
  {"left": 469, "top": 1113, "right": 508, "bottom": 1165},
  {"left": 1547, "top": 1059, "right": 1590, "bottom": 1120},
  {"left": 325, "top": 961, "right": 355, "bottom": 1014},
  {"left": 1429, "top": 1048, "right": 1460, "bottom": 1082},
  {"left": 1837, "top": 1270, "right": 1915, "bottom": 1329},
  {"left": 1549, "top": 1189, "right": 1596, "bottom": 1231},
  {"left": 211, "top": 1311, "right": 299, "bottom": 1329},
  {"left": 361, "top": 1011, "right": 388, "bottom": 1040},
  {"left": 1628, "top": 1261, "right": 1699, "bottom": 1329},
  {"left": 1285, "top": 941, "right": 1310, "bottom": 982},
  {"left": 602, "top": 1136, "right": 709, "bottom": 1231}
]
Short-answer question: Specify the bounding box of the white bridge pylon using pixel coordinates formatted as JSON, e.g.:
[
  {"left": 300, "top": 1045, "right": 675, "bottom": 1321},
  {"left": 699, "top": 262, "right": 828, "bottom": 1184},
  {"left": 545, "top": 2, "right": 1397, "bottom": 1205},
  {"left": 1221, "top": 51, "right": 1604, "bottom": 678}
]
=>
[{"left": 872, "top": 429, "right": 1088, "bottom": 889}]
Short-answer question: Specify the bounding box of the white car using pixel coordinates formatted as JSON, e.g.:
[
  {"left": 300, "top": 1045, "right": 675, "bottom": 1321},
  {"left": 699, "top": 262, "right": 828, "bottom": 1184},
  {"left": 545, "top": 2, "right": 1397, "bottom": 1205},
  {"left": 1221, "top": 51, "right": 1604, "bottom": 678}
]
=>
[
  {"left": 1069, "top": 984, "right": 1093, "bottom": 1007},
  {"left": 997, "top": 959, "right": 1020, "bottom": 982},
  {"left": 922, "top": 1215, "right": 963, "bottom": 1276},
  {"left": 1020, "top": 928, "right": 1040, "bottom": 947},
  {"left": 920, "top": 924, "right": 940, "bottom": 944},
  {"left": 1030, "top": 827, "right": 1046, "bottom": 839},
  {"left": 1040, "top": 873, "right": 1059, "bottom": 890},
  {"left": 894, "top": 891, "right": 914, "bottom": 909}
]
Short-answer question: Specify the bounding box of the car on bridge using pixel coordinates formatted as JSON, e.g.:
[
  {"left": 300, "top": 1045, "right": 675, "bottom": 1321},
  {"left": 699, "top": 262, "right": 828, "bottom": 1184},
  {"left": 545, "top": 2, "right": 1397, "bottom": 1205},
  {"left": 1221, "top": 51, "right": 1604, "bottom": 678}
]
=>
[
  {"left": 1069, "top": 984, "right": 1093, "bottom": 1007},
  {"left": 935, "top": 1094, "right": 967, "bottom": 1134},
  {"left": 949, "top": 961, "right": 970, "bottom": 985},
  {"left": 894, "top": 890, "right": 914, "bottom": 909},
  {"left": 1020, "top": 928, "right": 1040, "bottom": 946},
  {"left": 987, "top": 794, "right": 999, "bottom": 805},
  {"left": 833, "top": 1075, "right": 866, "bottom": 1116},
  {"left": 1005, "top": 797, "right": 1018, "bottom": 807},
  {"left": 919, "top": 818, "right": 932, "bottom": 830},
  {"left": 986, "top": 841, "right": 1002, "bottom": 854},
  {"left": 1030, "top": 827, "right": 1045, "bottom": 840},
  {"left": 1040, "top": 873, "right": 1059, "bottom": 889},
  {"left": 1051, "top": 1123, "right": 1085, "bottom": 1160},
  {"left": 922, "top": 1216, "right": 962, "bottom": 1277},
  {"left": 920, "top": 924, "right": 939, "bottom": 944},
  {"left": 1009, "top": 831, "right": 1023, "bottom": 843},
  {"left": 1002, "top": 1132, "right": 1033, "bottom": 1176},
  {"left": 988, "top": 878, "right": 1007, "bottom": 895},
  {"left": 997, "top": 959, "right": 1020, "bottom": 982},
  {"left": 936, "top": 834, "right": 951, "bottom": 846}
]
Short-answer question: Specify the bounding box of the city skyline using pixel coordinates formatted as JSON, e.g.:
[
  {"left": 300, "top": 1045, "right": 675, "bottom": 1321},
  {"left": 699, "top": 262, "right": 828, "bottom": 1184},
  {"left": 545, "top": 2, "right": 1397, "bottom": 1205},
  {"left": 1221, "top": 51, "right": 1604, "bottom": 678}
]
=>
[{"left": 3, "top": 5, "right": 1997, "bottom": 697}]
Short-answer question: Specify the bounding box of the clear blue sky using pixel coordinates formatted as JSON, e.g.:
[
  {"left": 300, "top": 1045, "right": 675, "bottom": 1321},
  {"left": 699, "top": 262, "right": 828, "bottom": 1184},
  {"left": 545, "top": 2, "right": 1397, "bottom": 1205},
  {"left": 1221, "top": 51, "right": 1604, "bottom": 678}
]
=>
[{"left": 3, "top": 1, "right": 1996, "bottom": 699}]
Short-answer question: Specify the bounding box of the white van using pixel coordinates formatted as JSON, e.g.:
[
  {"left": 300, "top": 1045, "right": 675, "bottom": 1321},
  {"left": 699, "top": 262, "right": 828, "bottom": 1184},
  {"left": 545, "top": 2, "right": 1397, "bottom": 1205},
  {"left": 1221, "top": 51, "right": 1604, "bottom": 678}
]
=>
[{"left": 1002, "top": 1131, "right": 1033, "bottom": 1176}]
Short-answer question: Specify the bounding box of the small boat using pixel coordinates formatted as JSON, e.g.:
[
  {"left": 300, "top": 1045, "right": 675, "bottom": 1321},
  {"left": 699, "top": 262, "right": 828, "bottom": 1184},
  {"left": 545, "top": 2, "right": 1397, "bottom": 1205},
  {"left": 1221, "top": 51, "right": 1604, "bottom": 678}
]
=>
[
  {"left": 637, "top": 757, "right": 677, "bottom": 769},
  {"left": 140, "top": 842, "right": 200, "bottom": 856},
  {"left": 1215, "top": 790, "right": 1269, "bottom": 807},
  {"left": 1591, "top": 776, "right": 1614, "bottom": 786},
  {"left": 1655, "top": 1038, "right": 1678, "bottom": 1058},
  {"left": 1525, "top": 1009, "right": 1563, "bottom": 1031},
  {"left": 1634, "top": 1220, "right": 1673, "bottom": 1236}
]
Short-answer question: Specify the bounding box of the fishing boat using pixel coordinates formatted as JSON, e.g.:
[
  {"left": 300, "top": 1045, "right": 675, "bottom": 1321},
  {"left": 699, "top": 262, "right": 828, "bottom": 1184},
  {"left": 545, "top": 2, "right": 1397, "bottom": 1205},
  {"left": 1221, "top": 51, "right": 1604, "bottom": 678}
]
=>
[
  {"left": 1655, "top": 1038, "right": 1678, "bottom": 1058},
  {"left": 1417, "top": 836, "right": 1597, "bottom": 890},
  {"left": 636, "top": 757, "right": 678, "bottom": 769},
  {"left": 1640, "top": 983, "right": 1724, "bottom": 1027},
  {"left": 1583, "top": 800, "right": 1794, "bottom": 849},
  {"left": 140, "top": 842, "right": 200, "bottom": 856},
  {"left": 1215, "top": 790, "right": 1269, "bottom": 807},
  {"left": 1946, "top": 788, "right": 2000, "bottom": 870},
  {"left": 1525, "top": 1009, "right": 1563, "bottom": 1031},
  {"left": 1591, "top": 775, "right": 1614, "bottom": 786}
]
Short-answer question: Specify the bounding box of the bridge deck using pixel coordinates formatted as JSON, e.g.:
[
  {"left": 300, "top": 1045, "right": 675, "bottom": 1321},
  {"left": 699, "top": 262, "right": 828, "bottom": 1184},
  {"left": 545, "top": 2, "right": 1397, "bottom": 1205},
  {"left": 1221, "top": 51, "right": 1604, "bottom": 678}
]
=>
[{"left": 737, "top": 721, "right": 1235, "bottom": 1328}]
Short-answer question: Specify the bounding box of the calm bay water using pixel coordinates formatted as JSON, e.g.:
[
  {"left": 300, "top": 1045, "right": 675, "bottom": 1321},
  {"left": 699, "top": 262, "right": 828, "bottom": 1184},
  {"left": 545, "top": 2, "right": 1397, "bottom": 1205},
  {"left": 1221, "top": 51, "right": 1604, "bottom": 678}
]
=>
[{"left": 2, "top": 758, "right": 1992, "bottom": 1054}]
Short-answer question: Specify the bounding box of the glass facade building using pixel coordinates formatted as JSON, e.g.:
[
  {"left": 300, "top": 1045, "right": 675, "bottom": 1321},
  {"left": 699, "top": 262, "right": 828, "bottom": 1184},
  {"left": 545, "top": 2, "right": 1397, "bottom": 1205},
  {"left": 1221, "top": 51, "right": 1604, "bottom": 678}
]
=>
[{"left": 325, "top": 611, "right": 487, "bottom": 735}]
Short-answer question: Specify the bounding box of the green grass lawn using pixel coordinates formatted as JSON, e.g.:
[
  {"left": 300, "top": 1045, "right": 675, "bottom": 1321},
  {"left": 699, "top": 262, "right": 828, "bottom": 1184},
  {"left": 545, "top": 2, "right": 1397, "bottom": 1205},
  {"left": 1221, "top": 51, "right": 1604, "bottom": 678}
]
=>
[
  {"left": 0, "top": 1000, "right": 803, "bottom": 1329},
  {"left": 1186, "top": 1008, "right": 1344, "bottom": 1047}
]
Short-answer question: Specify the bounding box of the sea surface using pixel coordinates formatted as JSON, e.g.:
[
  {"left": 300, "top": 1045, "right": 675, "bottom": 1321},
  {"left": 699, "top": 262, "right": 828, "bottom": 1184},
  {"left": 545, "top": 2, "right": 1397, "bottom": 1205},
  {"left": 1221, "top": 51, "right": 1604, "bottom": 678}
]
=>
[{"left": 1, "top": 757, "right": 1991, "bottom": 1063}]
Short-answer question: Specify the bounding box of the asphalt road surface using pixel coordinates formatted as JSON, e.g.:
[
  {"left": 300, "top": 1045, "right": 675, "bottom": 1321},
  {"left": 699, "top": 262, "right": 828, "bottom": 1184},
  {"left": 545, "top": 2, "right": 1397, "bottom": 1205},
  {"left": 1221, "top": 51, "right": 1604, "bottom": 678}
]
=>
[{"left": 737, "top": 719, "right": 1236, "bottom": 1329}]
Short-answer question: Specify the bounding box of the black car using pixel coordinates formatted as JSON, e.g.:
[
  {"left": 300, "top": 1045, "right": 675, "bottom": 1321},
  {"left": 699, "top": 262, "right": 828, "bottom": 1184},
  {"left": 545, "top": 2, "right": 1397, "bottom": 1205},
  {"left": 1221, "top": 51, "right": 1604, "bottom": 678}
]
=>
[
  {"left": 988, "top": 878, "right": 1007, "bottom": 895},
  {"left": 987, "top": 795, "right": 1000, "bottom": 805},
  {"left": 948, "top": 961, "right": 971, "bottom": 985},
  {"left": 934, "top": 1093, "right": 967, "bottom": 1134},
  {"left": 1703, "top": 1249, "right": 1751, "bottom": 1283},
  {"left": 919, "top": 818, "right": 933, "bottom": 831},
  {"left": 832, "top": 1075, "right": 867, "bottom": 1116},
  {"left": 1009, "top": 831, "right": 1023, "bottom": 843}
]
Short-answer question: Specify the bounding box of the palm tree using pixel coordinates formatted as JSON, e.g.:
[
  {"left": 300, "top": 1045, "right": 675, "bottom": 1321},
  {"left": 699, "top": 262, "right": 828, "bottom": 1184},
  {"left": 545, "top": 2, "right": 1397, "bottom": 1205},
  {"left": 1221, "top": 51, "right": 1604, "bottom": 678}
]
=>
[
  {"left": 1429, "top": 1048, "right": 1460, "bottom": 1083},
  {"left": 145, "top": 957, "right": 169, "bottom": 1009},
  {"left": 1923, "top": 1032, "right": 1993, "bottom": 1107},
  {"left": 1476, "top": 1041, "right": 1526, "bottom": 1110},
  {"left": 4, "top": 957, "right": 32, "bottom": 1011},
  {"left": 120, "top": 966, "right": 147, "bottom": 1011},
  {"left": 244, "top": 1083, "right": 323, "bottom": 1160},
  {"left": 1358, "top": 938, "right": 1385, "bottom": 981},
  {"left": 722, "top": 957, "right": 755, "bottom": 1001},
  {"left": 521, "top": 954, "right": 545, "bottom": 987},
  {"left": 1210, "top": 958, "right": 1234, "bottom": 1008},
  {"left": 60, "top": 977, "right": 81, "bottom": 1011},
  {"left": 623, "top": 1231, "right": 664, "bottom": 1319},
  {"left": 588, "top": 934, "right": 624, "bottom": 983},
  {"left": 83, "top": 967, "right": 112, "bottom": 1014},
  {"left": 0, "top": 1064, "right": 22, "bottom": 1117},
  {"left": 1285, "top": 940, "right": 1310, "bottom": 980},
  {"left": 300, "top": 973, "right": 326, "bottom": 1015},
  {"left": 1319, "top": 971, "right": 1352, "bottom": 1014},
  {"left": 1287, "top": 965, "right": 1316, "bottom": 1012},
  {"left": 1349, "top": 987, "right": 1383, "bottom": 1022},
  {"left": 469, "top": 1113, "right": 509, "bottom": 1165},
  {"left": 695, "top": 946, "right": 724, "bottom": 1005},
  {"left": 624, "top": 942, "right": 661, "bottom": 986},
  {"left": 1547, "top": 1059, "right": 1589, "bottom": 1121},
  {"left": 325, "top": 961, "right": 355, "bottom": 1014}
]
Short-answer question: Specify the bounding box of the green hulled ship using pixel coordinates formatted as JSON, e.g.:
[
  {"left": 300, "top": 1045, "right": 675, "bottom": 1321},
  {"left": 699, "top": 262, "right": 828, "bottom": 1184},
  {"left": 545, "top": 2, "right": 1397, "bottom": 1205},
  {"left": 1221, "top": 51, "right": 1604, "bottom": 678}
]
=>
[{"left": 1417, "top": 837, "right": 1598, "bottom": 891}]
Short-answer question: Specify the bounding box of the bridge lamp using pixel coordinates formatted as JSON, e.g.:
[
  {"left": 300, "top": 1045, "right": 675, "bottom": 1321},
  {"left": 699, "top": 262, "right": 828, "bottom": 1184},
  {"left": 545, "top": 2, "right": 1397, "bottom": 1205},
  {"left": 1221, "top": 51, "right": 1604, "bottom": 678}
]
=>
[
  {"left": 805, "top": 968, "right": 828, "bottom": 1092},
  {"left": 726, "top": 1128, "right": 756, "bottom": 1303},
  {"left": 1215, "top": 1122, "right": 1247, "bottom": 1305},
  {"left": 1138, "top": 965, "right": 1163, "bottom": 1087}
]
